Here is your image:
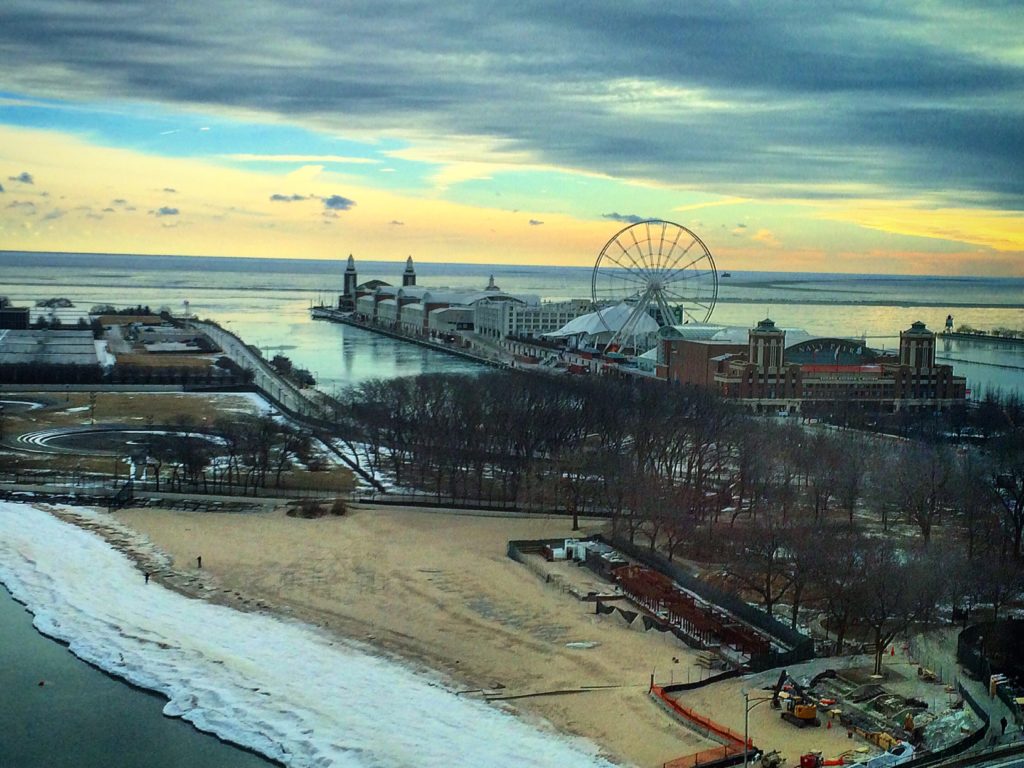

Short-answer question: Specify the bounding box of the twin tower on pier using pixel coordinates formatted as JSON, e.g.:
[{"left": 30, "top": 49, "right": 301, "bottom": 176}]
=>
[{"left": 341, "top": 254, "right": 417, "bottom": 310}]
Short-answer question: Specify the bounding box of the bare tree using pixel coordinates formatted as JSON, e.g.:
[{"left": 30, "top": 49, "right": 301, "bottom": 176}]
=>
[
  {"left": 850, "top": 542, "right": 919, "bottom": 675},
  {"left": 554, "top": 450, "right": 601, "bottom": 531},
  {"left": 769, "top": 421, "right": 804, "bottom": 521},
  {"left": 639, "top": 474, "right": 679, "bottom": 552},
  {"left": 955, "top": 451, "right": 1001, "bottom": 559},
  {"left": 892, "top": 442, "right": 955, "bottom": 544},
  {"left": 272, "top": 423, "right": 312, "bottom": 487},
  {"left": 781, "top": 521, "right": 830, "bottom": 630},
  {"left": 727, "top": 424, "right": 774, "bottom": 523},
  {"left": 661, "top": 484, "right": 697, "bottom": 562},
  {"left": 866, "top": 446, "right": 901, "bottom": 532},
  {"left": 835, "top": 434, "right": 869, "bottom": 523},
  {"left": 724, "top": 510, "right": 794, "bottom": 617},
  {"left": 906, "top": 542, "right": 958, "bottom": 628},
  {"left": 805, "top": 431, "right": 842, "bottom": 522},
  {"left": 814, "top": 526, "right": 867, "bottom": 653},
  {"left": 971, "top": 556, "right": 1024, "bottom": 620},
  {"left": 992, "top": 429, "right": 1024, "bottom": 559}
]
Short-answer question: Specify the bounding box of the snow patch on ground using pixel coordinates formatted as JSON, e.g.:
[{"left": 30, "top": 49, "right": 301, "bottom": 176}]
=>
[
  {"left": 0, "top": 399, "right": 45, "bottom": 411},
  {"left": 0, "top": 502, "right": 614, "bottom": 768},
  {"left": 309, "top": 438, "right": 345, "bottom": 467},
  {"left": 326, "top": 439, "right": 421, "bottom": 493}
]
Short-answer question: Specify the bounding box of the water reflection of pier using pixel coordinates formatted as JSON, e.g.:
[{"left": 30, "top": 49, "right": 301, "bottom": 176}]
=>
[{"left": 311, "top": 307, "right": 507, "bottom": 369}]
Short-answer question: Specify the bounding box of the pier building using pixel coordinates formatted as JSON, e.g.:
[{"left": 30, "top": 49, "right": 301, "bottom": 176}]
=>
[
  {"left": 0, "top": 328, "right": 103, "bottom": 367},
  {"left": 402, "top": 255, "right": 416, "bottom": 287},
  {"left": 474, "top": 299, "right": 591, "bottom": 340},
  {"left": 427, "top": 306, "right": 476, "bottom": 335},
  {"left": 340, "top": 255, "right": 590, "bottom": 340},
  {"left": 340, "top": 254, "right": 358, "bottom": 310},
  {"left": 658, "top": 318, "right": 966, "bottom": 412},
  {"left": 325, "top": 258, "right": 966, "bottom": 411}
]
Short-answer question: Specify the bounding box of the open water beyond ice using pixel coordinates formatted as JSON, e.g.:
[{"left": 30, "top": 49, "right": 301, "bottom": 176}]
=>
[{"left": 0, "top": 502, "right": 614, "bottom": 768}]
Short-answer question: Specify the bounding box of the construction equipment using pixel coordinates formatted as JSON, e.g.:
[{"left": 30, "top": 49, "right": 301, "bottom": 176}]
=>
[
  {"left": 810, "top": 669, "right": 838, "bottom": 689},
  {"left": 799, "top": 753, "right": 846, "bottom": 768},
  {"left": 769, "top": 669, "right": 823, "bottom": 728}
]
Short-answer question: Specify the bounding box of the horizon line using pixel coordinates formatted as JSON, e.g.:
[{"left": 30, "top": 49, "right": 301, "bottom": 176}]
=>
[{"left": 3, "top": 249, "right": 1019, "bottom": 281}]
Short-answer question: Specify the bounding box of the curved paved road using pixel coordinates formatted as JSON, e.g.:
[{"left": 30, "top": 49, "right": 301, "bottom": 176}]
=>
[{"left": 7, "top": 424, "right": 224, "bottom": 456}]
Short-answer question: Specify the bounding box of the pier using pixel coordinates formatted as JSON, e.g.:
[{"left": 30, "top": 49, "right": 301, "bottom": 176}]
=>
[
  {"left": 310, "top": 306, "right": 511, "bottom": 369},
  {"left": 941, "top": 331, "right": 1024, "bottom": 347}
]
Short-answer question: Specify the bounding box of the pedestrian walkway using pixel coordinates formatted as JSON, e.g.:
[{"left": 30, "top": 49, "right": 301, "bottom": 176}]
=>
[
  {"left": 191, "top": 320, "right": 329, "bottom": 419},
  {"left": 0, "top": 481, "right": 301, "bottom": 510}
]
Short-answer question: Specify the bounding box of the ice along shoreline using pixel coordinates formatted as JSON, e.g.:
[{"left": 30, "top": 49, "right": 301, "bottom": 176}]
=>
[
  {"left": 0, "top": 582, "right": 280, "bottom": 768},
  {"left": 0, "top": 502, "right": 616, "bottom": 768}
]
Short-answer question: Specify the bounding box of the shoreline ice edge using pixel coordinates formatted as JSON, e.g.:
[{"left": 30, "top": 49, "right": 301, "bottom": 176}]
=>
[{"left": 0, "top": 502, "right": 617, "bottom": 768}]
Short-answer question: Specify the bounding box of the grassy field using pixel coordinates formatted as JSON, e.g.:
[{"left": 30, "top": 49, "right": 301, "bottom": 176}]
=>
[
  {"left": 10, "top": 392, "right": 259, "bottom": 426},
  {"left": 276, "top": 466, "right": 354, "bottom": 493},
  {"left": 1, "top": 453, "right": 122, "bottom": 475},
  {"left": 1, "top": 391, "right": 354, "bottom": 494},
  {"left": 115, "top": 353, "right": 221, "bottom": 369}
]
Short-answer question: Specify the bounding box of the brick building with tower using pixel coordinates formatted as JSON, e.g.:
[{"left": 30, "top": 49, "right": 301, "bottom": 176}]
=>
[{"left": 658, "top": 318, "right": 966, "bottom": 412}]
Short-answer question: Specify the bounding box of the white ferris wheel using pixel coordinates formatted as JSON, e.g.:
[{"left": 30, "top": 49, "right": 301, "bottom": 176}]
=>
[{"left": 591, "top": 220, "right": 718, "bottom": 351}]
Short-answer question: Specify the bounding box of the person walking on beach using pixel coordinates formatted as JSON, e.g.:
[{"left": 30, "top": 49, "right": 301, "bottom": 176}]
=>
[{"left": 196, "top": 555, "right": 202, "bottom": 569}]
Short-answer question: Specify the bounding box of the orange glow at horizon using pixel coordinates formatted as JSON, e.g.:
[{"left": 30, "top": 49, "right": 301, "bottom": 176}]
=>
[{"left": 1, "top": 125, "right": 1021, "bottom": 276}]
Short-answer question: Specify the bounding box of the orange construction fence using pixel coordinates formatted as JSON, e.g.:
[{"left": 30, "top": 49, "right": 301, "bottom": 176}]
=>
[
  {"left": 664, "top": 743, "right": 749, "bottom": 768},
  {"left": 651, "top": 685, "right": 751, "bottom": 747},
  {"left": 651, "top": 684, "right": 754, "bottom": 768}
]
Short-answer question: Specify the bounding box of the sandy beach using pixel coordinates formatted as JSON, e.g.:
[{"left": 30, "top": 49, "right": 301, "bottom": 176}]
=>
[
  {"left": 106, "top": 503, "right": 882, "bottom": 767},
  {"left": 2, "top": 388, "right": 976, "bottom": 766},
  {"left": 111, "top": 505, "right": 714, "bottom": 766}
]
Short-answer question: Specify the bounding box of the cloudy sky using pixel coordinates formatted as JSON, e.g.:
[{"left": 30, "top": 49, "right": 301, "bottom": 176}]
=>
[{"left": 1, "top": 0, "right": 1022, "bottom": 274}]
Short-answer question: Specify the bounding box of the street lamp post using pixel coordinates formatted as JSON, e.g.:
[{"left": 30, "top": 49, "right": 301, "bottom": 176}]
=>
[{"left": 743, "top": 690, "right": 774, "bottom": 768}]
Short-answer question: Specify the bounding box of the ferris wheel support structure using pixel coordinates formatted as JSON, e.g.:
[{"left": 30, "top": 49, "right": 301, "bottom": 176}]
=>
[{"left": 591, "top": 220, "right": 718, "bottom": 353}]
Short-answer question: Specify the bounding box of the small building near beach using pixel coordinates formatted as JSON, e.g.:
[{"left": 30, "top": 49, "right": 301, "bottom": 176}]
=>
[{"left": 475, "top": 298, "right": 590, "bottom": 340}]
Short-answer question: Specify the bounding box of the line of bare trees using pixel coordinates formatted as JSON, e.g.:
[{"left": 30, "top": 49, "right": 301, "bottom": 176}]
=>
[
  {"left": 333, "top": 371, "right": 1024, "bottom": 660},
  {"left": 141, "top": 413, "right": 315, "bottom": 495}
]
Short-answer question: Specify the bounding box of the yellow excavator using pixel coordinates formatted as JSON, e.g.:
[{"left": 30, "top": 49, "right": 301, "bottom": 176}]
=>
[{"left": 770, "top": 669, "right": 833, "bottom": 728}]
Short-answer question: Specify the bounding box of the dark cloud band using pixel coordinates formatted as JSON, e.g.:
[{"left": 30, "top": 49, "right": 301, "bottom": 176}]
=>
[{"left": 1, "top": 1, "right": 1021, "bottom": 206}]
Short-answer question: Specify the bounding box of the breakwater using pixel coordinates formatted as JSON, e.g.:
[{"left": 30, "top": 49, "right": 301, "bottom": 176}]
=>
[{"left": 942, "top": 331, "right": 1024, "bottom": 347}]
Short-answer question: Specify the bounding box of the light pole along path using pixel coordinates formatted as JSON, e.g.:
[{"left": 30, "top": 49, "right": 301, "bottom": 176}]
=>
[{"left": 743, "top": 689, "right": 775, "bottom": 768}]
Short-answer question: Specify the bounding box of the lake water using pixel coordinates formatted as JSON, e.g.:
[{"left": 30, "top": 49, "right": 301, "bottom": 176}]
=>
[
  {"left": 0, "top": 586, "right": 274, "bottom": 768},
  {"left": 0, "top": 503, "right": 612, "bottom": 768},
  {"left": 0, "top": 250, "right": 1022, "bottom": 766},
  {"left": 1, "top": 251, "right": 1022, "bottom": 395}
]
